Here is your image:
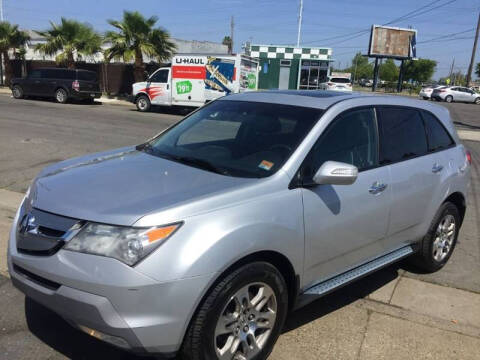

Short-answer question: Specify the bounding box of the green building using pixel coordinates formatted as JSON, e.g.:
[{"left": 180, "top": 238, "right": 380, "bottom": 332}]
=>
[{"left": 245, "top": 44, "right": 333, "bottom": 90}]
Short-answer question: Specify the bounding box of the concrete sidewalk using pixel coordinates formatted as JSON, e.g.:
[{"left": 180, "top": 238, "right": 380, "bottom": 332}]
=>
[{"left": 1, "top": 189, "right": 480, "bottom": 359}]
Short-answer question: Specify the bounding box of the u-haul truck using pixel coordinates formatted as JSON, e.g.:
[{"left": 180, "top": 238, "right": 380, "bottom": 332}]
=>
[{"left": 131, "top": 54, "right": 259, "bottom": 112}]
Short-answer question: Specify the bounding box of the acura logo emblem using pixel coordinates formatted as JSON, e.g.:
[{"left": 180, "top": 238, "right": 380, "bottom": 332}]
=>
[{"left": 19, "top": 213, "right": 39, "bottom": 235}]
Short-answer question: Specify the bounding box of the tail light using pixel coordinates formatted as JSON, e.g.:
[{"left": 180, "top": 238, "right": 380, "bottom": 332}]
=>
[
  {"left": 327, "top": 82, "right": 334, "bottom": 86},
  {"left": 438, "top": 89, "right": 446, "bottom": 93},
  {"left": 466, "top": 150, "right": 472, "bottom": 165},
  {"left": 347, "top": 83, "right": 352, "bottom": 87},
  {"left": 72, "top": 80, "right": 80, "bottom": 92}
]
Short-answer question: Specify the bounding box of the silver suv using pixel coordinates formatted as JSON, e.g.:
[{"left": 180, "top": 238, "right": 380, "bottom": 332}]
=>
[
  {"left": 431, "top": 86, "right": 480, "bottom": 104},
  {"left": 8, "top": 91, "right": 471, "bottom": 360}
]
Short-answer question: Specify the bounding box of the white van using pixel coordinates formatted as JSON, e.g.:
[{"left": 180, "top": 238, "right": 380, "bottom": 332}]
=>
[{"left": 131, "top": 54, "right": 259, "bottom": 111}]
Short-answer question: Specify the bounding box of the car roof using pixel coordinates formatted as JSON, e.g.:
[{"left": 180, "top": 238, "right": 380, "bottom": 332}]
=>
[
  {"left": 220, "top": 90, "right": 363, "bottom": 109},
  {"left": 34, "top": 67, "right": 95, "bottom": 73}
]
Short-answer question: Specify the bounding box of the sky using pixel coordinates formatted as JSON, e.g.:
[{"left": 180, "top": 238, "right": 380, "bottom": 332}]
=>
[{"left": 2, "top": 0, "right": 479, "bottom": 80}]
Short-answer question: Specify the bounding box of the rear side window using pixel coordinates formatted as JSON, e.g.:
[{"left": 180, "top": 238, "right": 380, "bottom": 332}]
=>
[
  {"left": 77, "top": 71, "right": 97, "bottom": 82},
  {"left": 29, "top": 70, "right": 41, "bottom": 78},
  {"left": 422, "top": 111, "right": 454, "bottom": 151},
  {"left": 330, "top": 78, "right": 350, "bottom": 83},
  {"left": 377, "top": 107, "right": 428, "bottom": 164},
  {"left": 308, "top": 107, "right": 378, "bottom": 173}
]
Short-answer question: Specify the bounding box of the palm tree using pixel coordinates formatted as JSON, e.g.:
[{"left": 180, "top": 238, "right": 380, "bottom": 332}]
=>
[
  {"left": 104, "top": 11, "right": 176, "bottom": 82},
  {"left": 35, "top": 18, "right": 102, "bottom": 69},
  {"left": 0, "top": 21, "right": 30, "bottom": 85},
  {"left": 222, "top": 36, "right": 233, "bottom": 55}
]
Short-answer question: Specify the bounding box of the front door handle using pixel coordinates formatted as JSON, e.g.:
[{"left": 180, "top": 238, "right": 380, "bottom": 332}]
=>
[
  {"left": 369, "top": 182, "right": 387, "bottom": 195},
  {"left": 432, "top": 163, "right": 444, "bottom": 173}
]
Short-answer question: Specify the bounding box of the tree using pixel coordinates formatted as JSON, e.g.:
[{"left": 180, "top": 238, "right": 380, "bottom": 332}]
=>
[
  {"left": 350, "top": 52, "right": 373, "bottom": 81},
  {"left": 403, "top": 58, "right": 437, "bottom": 84},
  {"left": 0, "top": 21, "right": 30, "bottom": 85},
  {"left": 35, "top": 18, "right": 102, "bottom": 69},
  {"left": 222, "top": 36, "right": 232, "bottom": 55},
  {"left": 105, "top": 11, "right": 176, "bottom": 82},
  {"left": 475, "top": 62, "right": 480, "bottom": 79},
  {"left": 379, "top": 59, "right": 398, "bottom": 82}
]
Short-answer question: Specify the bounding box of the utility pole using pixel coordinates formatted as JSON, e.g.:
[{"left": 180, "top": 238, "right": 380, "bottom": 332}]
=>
[
  {"left": 448, "top": 57, "right": 455, "bottom": 84},
  {"left": 297, "top": 0, "right": 303, "bottom": 47},
  {"left": 466, "top": 12, "right": 480, "bottom": 87},
  {"left": 230, "top": 16, "right": 234, "bottom": 55},
  {"left": 0, "top": 0, "right": 4, "bottom": 21}
]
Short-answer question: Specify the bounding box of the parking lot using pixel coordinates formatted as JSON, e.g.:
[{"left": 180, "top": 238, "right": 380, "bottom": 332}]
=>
[{"left": 0, "top": 93, "right": 479, "bottom": 359}]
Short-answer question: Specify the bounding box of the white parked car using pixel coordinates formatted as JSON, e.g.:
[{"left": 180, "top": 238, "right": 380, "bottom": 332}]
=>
[
  {"left": 419, "top": 85, "right": 445, "bottom": 100},
  {"left": 320, "top": 76, "right": 352, "bottom": 91},
  {"left": 431, "top": 86, "right": 480, "bottom": 104}
]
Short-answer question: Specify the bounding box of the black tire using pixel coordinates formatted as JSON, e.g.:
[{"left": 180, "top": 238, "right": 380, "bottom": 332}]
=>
[
  {"left": 12, "top": 85, "right": 24, "bottom": 99},
  {"left": 180, "top": 262, "right": 288, "bottom": 360},
  {"left": 410, "top": 202, "right": 460, "bottom": 273},
  {"left": 135, "top": 95, "right": 151, "bottom": 112},
  {"left": 445, "top": 95, "right": 453, "bottom": 103},
  {"left": 55, "top": 88, "right": 68, "bottom": 104},
  {"left": 422, "top": 96, "right": 429, "bottom": 100},
  {"left": 475, "top": 97, "right": 480, "bottom": 105}
]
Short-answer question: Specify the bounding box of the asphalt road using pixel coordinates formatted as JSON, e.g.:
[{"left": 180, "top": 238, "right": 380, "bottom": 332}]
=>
[{"left": 0, "top": 94, "right": 479, "bottom": 359}]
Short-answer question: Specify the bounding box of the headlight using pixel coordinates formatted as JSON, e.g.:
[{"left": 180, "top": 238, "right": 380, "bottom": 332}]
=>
[{"left": 64, "top": 222, "right": 182, "bottom": 266}]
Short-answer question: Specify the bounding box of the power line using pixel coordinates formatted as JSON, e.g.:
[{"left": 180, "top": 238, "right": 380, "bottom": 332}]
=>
[{"left": 302, "top": 0, "right": 458, "bottom": 46}]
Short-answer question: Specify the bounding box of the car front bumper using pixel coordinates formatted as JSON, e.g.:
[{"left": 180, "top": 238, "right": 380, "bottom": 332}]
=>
[{"left": 7, "top": 200, "right": 214, "bottom": 356}]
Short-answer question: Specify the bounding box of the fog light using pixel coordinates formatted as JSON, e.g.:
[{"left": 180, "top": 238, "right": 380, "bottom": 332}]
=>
[{"left": 78, "top": 324, "right": 131, "bottom": 349}]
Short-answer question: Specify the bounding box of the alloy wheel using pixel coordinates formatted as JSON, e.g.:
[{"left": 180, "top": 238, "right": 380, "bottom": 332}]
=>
[
  {"left": 12, "top": 86, "right": 23, "bottom": 99},
  {"left": 214, "top": 282, "right": 277, "bottom": 360},
  {"left": 432, "top": 214, "right": 455, "bottom": 262}
]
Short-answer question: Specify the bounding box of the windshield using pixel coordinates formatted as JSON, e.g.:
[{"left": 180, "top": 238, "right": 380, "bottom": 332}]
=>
[{"left": 142, "top": 100, "right": 323, "bottom": 178}]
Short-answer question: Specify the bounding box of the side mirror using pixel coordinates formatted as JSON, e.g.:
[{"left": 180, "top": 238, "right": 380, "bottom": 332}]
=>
[{"left": 313, "top": 161, "right": 358, "bottom": 185}]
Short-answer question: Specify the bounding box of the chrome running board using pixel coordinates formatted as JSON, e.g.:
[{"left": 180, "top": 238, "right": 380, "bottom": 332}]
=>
[{"left": 303, "top": 246, "right": 414, "bottom": 297}]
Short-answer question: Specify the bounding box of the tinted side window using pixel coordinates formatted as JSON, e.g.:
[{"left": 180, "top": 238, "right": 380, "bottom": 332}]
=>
[
  {"left": 377, "top": 107, "right": 428, "bottom": 164},
  {"left": 29, "top": 70, "right": 41, "bottom": 78},
  {"left": 308, "top": 108, "right": 378, "bottom": 173},
  {"left": 422, "top": 111, "right": 454, "bottom": 151},
  {"left": 150, "top": 69, "right": 169, "bottom": 83}
]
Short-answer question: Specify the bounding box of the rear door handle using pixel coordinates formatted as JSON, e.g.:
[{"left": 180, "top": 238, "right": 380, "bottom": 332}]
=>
[
  {"left": 369, "top": 182, "right": 387, "bottom": 195},
  {"left": 432, "top": 163, "right": 444, "bottom": 173}
]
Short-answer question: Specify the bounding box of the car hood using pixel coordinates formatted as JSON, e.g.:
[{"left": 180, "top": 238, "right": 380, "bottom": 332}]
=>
[{"left": 29, "top": 147, "right": 255, "bottom": 226}]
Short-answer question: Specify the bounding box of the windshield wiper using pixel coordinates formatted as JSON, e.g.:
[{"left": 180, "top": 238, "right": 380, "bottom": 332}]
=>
[
  {"left": 173, "top": 156, "right": 229, "bottom": 175},
  {"left": 140, "top": 145, "right": 228, "bottom": 175}
]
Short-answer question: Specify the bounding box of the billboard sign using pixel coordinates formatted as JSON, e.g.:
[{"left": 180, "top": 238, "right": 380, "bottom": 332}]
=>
[{"left": 368, "top": 25, "right": 417, "bottom": 59}]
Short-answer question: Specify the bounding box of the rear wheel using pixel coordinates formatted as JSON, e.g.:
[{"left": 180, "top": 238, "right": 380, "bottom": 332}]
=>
[
  {"left": 475, "top": 97, "right": 480, "bottom": 105},
  {"left": 12, "top": 85, "right": 24, "bottom": 99},
  {"left": 55, "top": 88, "right": 68, "bottom": 104},
  {"left": 181, "top": 262, "right": 288, "bottom": 360},
  {"left": 410, "top": 202, "right": 460, "bottom": 273},
  {"left": 445, "top": 95, "right": 453, "bottom": 103},
  {"left": 135, "top": 95, "right": 151, "bottom": 112},
  {"left": 422, "top": 96, "right": 429, "bottom": 100}
]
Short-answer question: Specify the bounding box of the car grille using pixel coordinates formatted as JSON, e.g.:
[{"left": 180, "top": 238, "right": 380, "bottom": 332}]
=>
[{"left": 17, "top": 208, "right": 83, "bottom": 256}]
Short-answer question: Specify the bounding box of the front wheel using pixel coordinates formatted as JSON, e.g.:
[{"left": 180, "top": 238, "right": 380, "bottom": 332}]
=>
[
  {"left": 135, "top": 95, "right": 151, "bottom": 112},
  {"left": 475, "top": 97, "right": 480, "bottom": 105},
  {"left": 12, "top": 85, "right": 24, "bottom": 99},
  {"left": 445, "top": 95, "right": 453, "bottom": 103},
  {"left": 181, "top": 262, "right": 288, "bottom": 360},
  {"left": 55, "top": 88, "right": 68, "bottom": 104},
  {"left": 422, "top": 96, "right": 429, "bottom": 100}
]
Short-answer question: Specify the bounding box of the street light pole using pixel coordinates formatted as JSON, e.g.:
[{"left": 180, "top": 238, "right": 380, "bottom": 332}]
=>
[
  {"left": 466, "top": 12, "right": 480, "bottom": 87},
  {"left": 0, "top": 0, "right": 4, "bottom": 22},
  {"left": 296, "top": 0, "right": 303, "bottom": 47}
]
